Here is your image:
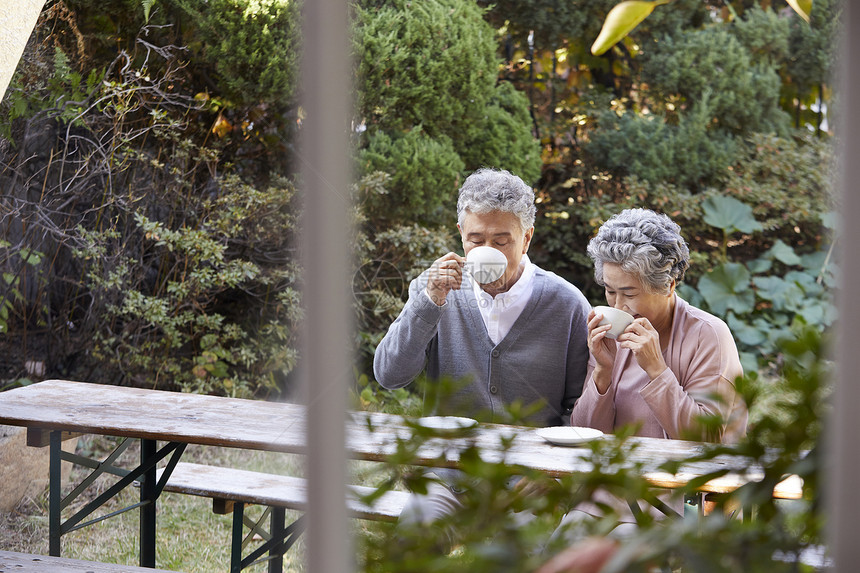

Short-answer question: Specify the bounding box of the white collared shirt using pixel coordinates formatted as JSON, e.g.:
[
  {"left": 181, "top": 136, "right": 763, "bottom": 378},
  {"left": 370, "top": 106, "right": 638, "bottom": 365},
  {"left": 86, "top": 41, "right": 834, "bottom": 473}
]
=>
[{"left": 470, "top": 254, "right": 536, "bottom": 345}]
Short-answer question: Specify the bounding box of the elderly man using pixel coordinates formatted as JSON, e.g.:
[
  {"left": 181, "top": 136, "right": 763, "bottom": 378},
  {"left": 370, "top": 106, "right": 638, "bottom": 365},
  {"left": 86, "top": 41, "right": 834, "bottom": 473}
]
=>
[{"left": 373, "top": 167, "right": 591, "bottom": 527}]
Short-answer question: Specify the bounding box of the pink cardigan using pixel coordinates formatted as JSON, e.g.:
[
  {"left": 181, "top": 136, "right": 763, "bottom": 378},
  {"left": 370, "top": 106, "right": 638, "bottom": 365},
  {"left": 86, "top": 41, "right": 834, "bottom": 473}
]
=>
[{"left": 572, "top": 295, "right": 747, "bottom": 443}]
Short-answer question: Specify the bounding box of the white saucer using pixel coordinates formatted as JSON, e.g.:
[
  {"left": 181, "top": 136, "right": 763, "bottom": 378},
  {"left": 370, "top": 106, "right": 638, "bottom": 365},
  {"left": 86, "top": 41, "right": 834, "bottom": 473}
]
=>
[
  {"left": 535, "top": 426, "right": 604, "bottom": 446},
  {"left": 416, "top": 416, "right": 479, "bottom": 435}
]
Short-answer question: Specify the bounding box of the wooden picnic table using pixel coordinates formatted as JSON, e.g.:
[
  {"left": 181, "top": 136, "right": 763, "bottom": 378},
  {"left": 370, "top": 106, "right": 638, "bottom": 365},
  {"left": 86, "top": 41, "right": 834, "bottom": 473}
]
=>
[{"left": 0, "top": 379, "right": 802, "bottom": 568}]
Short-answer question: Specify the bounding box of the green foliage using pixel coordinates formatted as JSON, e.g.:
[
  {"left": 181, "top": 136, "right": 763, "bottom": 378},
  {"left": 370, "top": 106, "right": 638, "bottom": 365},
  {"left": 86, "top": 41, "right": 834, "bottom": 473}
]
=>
[
  {"left": 351, "top": 172, "right": 459, "bottom": 378},
  {"left": 166, "top": 0, "right": 301, "bottom": 107},
  {"left": 701, "top": 195, "right": 763, "bottom": 260},
  {"left": 721, "top": 132, "right": 834, "bottom": 237},
  {"left": 702, "top": 195, "right": 762, "bottom": 237},
  {"left": 460, "top": 81, "right": 543, "bottom": 185},
  {"left": 783, "top": 0, "right": 841, "bottom": 128},
  {"left": 535, "top": 127, "right": 834, "bottom": 371},
  {"left": 358, "top": 128, "right": 464, "bottom": 227},
  {"left": 1, "top": 44, "right": 104, "bottom": 141},
  {"left": 355, "top": 0, "right": 498, "bottom": 137},
  {"left": 585, "top": 93, "right": 741, "bottom": 188},
  {"left": 0, "top": 243, "right": 47, "bottom": 335},
  {"left": 1, "top": 24, "right": 303, "bottom": 395},
  {"left": 678, "top": 195, "right": 835, "bottom": 371},
  {"left": 590, "top": 0, "right": 671, "bottom": 57},
  {"left": 695, "top": 262, "right": 755, "bottom": 317},
  {"left": 352, "top": 370, "right": 423, "bottom": 417},
  {"left": 478, "top": 0, "right": 603, "bottom": 50},
  {"left": 639, "top": 24, "right": 791, "bottom": 136},
  {"left": 353, "top": 0, "right": 542, "bottom": 219},
  {"left": 76, "top": 170, "right": 304, "bottom": 397},
  {"left": 730, "top": 4, "right": 790, "bottom": 65}
]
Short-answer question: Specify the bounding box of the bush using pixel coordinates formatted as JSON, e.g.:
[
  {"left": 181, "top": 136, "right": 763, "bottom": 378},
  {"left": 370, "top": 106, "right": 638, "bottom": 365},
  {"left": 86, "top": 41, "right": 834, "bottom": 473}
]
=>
[
  {"left": 358, "top": 128, "right": 465, "bottom": 227},
  {"left": 639, "top": 25, "right": 791, "bottom": 137},
  {"left": 355, "top": 0, "right": 498, "bottom": 138},
  {"left": 459, "top": 81, "right": 543, "bottom": 185},
  {"left": 167, "top": 0, "right": 301, "bottom": 107},
  {"left": 0, "top": 24, "right": 302, "bottom": 396},
  {"left": 353, "top": 0, "right": 542, "bottom": 218},
  {"left": 584, "top": 95, "right": 740, "bottom": 189}
]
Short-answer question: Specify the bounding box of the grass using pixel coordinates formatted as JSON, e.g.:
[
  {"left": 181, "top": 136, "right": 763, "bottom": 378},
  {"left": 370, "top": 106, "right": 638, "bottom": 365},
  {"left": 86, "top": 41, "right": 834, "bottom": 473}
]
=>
[{"left": 1, "top": 434, "right": 402, "bottom": 572}]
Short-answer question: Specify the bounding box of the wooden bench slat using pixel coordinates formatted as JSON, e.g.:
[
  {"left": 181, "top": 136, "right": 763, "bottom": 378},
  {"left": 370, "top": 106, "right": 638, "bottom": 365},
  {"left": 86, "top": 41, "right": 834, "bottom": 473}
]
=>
[
  {"left": 0, "top": 550, "right": 181, "bottom": 572},
  {"left": 155, "top": 462, "right": 408, "bottom": 522}
]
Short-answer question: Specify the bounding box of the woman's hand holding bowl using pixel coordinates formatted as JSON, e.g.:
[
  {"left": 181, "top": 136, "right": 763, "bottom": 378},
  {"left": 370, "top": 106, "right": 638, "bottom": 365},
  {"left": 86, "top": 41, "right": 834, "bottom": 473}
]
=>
[
  {"left": 617, "top": 318, "right": 668, "bottom": 380},
  {"left": 587, "top": 309, "right": 623, "bottom": 393}
]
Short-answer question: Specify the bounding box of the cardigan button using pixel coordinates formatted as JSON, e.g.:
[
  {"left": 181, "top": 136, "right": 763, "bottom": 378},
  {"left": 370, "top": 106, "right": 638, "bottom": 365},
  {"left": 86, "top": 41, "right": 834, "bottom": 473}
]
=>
[
  {"left": 490, "top": 385, "right": 498, "bottom": 394},
  {"left": 492, "top": 350, "right": 500, "bottom": 357}
]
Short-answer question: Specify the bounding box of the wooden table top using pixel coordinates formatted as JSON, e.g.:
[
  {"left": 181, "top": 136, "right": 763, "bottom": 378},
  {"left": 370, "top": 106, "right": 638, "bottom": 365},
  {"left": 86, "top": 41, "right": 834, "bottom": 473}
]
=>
[
  {"left": 0, "top": 380, "right": 802, "bottom": 499},
  {"left": 0, "top": 379, "right": 310, "bottom": 452}
]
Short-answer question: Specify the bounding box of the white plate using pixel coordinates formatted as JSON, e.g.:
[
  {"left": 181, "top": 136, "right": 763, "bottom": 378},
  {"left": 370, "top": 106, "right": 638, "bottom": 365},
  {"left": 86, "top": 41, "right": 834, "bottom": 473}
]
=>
[
  {"left": 416, "top": 416, "right": 479, "bottom": 435},
  {"left": 535, "top": 426, "right": 604, "bottom": 446}
]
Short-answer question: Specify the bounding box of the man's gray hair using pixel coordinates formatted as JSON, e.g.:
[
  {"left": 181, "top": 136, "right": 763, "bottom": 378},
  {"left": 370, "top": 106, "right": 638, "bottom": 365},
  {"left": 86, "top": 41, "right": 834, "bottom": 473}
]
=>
[
  {"left": 587, "top": 208, "right": 690, "bottom": 295},
  {"left": 457, "top": 168, "right": 536, "bottom": 231}
]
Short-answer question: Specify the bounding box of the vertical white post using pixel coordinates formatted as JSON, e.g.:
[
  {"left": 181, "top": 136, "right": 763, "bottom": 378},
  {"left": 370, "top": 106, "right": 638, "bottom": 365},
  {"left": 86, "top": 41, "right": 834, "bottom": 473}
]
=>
[
  {"left": 301, "top": 0, "right": 353, "bottom": 572},
  {"left": 0, "top": 0, "right": 47, "bottom": 102},
  {"left": 831, "top": 2, "right": 859, "bottom": 571}
]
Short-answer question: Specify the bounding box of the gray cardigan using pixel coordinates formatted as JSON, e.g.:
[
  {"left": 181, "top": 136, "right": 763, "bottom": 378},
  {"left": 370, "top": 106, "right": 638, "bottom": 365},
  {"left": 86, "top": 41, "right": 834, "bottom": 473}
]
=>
[{"left": 373, "top": 266, "right": 591, "bottom": 426}]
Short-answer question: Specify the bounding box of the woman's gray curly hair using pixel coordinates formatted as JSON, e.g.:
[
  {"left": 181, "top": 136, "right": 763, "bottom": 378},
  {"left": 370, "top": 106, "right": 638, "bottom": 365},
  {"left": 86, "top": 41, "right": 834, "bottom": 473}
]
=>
[
  {"left": 587, "top": 208, "right": 690, "bottom": 295},
  {"left": 457, "top": 168, "right": 536, "bottom": 231}
]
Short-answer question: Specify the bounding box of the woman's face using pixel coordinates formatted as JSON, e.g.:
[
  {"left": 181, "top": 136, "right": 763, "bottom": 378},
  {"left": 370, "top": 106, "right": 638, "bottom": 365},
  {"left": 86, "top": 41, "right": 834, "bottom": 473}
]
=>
[
  {"left": 459, "top": 210, "right": 533, "bottom": 290},
  {"left": 602, "top": 262, "right": 675, "bottom": 331}
]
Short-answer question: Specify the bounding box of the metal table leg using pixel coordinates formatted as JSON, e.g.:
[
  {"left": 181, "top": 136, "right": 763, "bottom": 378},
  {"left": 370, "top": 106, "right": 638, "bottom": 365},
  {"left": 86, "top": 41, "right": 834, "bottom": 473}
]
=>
[
  {"left": 49, "top": 430, "right": 62, "bottom": 556},
  {"left": 140, "top": 438, "right": 157, "bottom": 567},
  {"left": 43, "top": 431, "right": 185, "bottom": 568}
]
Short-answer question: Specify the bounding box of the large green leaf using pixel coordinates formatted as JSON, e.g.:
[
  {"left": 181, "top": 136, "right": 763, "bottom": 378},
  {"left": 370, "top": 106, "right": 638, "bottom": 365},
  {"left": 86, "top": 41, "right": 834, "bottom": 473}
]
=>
[
  {"left": 701, "top": 195, "right": 762, "bottom": 234},
  {"left": 765, "top": 239, "right": 802, "bottom": 266},
  {"left": 785, "top": 0, "right": 812, "bottom": 23},
  {"left": 800, "top": 250, "right": 828, "bottom": 272},
  {"left": 697, "top": 262, "right": 754, "bottom": 316},
  {"left": 676, "top": 283, "right": 703, "bottom": 308},
  {"left": 784, "top": 270, "right": 823, "bottom": 296},
  {"left": 796, "top": 301, "right": 830, "bottom": 327},
  {"left": 143, "top": 0, "right": 156, "bottom": 22},
  {"left": 747, "top": 258, "right": 772, "bottom": 274},
  {"left": 591, "top": 1, "right": 669, "bottom": 56},
  {"left": 821, "top": 210, "right": 838, "bottom": 231},
  {"left": 753, "top": 275, "right": 803, "bottom": 312},
  {"left": 727, "top": 312, "right": 767, "bottom": 346}
]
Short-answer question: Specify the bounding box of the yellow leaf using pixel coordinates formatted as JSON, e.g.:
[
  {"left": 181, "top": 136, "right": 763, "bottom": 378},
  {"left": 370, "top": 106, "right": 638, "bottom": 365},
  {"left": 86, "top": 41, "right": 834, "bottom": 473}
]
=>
[
  {"left": 591, "top": 0, "right": 670, "bottom": 57},
  {"left": 785, "top": 0, "right": 812, "bottom": 23},
  {"left": 212, "top": 115, "right": 232, "bottom": 138}
]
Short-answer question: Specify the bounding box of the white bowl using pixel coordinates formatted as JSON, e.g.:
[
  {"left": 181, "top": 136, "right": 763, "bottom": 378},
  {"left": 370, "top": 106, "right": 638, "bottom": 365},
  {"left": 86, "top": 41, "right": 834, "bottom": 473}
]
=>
[
  {"left": 466, "top": 246, "right": 507, "bottom": 284},
  {"left": 593, "top": 305, "right": 634, "bottom": 339}
]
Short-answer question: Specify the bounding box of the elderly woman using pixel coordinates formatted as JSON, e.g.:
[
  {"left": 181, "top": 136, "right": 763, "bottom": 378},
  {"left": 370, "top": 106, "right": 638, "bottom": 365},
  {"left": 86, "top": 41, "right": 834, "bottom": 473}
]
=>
[{"left": 572, "top": 208, "right": 747, "bottom": 443}]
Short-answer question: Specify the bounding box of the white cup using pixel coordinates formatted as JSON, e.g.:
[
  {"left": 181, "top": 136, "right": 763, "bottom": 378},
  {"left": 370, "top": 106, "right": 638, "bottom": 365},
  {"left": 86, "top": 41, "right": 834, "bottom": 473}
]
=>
[
  {"left": 465, "top": 246, "right": 507, "bottom": 284},
  {"left": 593, "top": 306, "right": 635, "bottom": 339}
]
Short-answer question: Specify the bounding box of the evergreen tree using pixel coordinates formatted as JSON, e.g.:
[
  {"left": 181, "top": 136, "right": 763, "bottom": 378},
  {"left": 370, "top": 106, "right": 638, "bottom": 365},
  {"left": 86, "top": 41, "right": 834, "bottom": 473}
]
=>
[{"left": 353, "top": 0, "right": 542, "bottom": 227}]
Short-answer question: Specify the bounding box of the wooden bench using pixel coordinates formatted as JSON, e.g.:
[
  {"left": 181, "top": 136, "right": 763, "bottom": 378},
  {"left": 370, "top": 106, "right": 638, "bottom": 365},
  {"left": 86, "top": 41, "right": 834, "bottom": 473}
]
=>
[
  {"left": 0, "top": 550, "right": 181, "bottom": 572},
  {"left": 150, "top": 462, "right": 409, "bottom": 573}
]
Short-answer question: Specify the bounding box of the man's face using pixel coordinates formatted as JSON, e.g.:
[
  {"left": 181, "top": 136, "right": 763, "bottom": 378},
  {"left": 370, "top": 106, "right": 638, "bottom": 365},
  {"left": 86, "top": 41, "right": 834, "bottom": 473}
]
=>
[{"left": 458, "top": 210, "right": 533, "bottom": 291}]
